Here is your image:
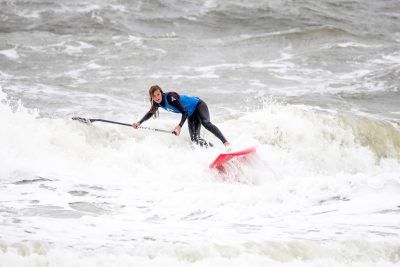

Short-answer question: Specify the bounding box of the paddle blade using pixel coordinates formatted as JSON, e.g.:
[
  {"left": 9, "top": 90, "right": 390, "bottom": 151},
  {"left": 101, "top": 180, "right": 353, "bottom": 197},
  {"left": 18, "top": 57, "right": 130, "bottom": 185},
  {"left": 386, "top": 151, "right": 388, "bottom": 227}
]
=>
[{"left": 72, "top": 117, "right": 93, "bottom": 124}]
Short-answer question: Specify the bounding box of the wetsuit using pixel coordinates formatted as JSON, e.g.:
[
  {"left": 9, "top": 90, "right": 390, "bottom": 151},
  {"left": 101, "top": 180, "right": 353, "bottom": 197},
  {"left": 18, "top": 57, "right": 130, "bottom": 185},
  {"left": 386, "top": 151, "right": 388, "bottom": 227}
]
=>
[{"left": 139, "top": 92, "right": 227, "bottom": 147}]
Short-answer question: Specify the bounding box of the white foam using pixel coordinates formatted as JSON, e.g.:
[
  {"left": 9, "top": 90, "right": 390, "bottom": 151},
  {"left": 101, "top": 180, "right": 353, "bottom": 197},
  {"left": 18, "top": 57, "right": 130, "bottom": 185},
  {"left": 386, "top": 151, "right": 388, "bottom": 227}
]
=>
[
  {"left": 64, "top": 41, "right": 95, "bottom": 55},
  {"left": 0, "top": 240, "right": 399, "bottom": 267},
  {"left": 16, "top": 9, "right": 42, "bottom": 19},
  {"left": 113, "top": 35, "right": 144, "bottom": 47},
  {"left": 0, "top": 48, "right": 20, "bottom": 60},
  {"left": 0, "top": 70, "right": 13, "bottom": 79},
  {"left": 323, "top": 42, "right": 378, "bottom": 49},
  {"left": 56, "top": 3, "right": 101, "bottom": 14},
  {"left": 1, "top": 91, "right": 399, "bottom": 266}
]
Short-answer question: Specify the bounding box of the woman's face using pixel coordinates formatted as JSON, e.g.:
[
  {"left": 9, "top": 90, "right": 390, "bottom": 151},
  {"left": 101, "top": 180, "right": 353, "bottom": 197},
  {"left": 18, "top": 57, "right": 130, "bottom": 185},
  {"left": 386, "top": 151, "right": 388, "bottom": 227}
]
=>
[{"left": 152, "top": 89, "right": 163, "bottom": 104}]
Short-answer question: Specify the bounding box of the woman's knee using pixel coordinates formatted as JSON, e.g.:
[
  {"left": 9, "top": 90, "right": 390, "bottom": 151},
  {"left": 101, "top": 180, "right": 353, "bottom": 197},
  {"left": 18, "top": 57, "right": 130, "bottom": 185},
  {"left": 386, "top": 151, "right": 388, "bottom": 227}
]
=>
[{"left": 202, "top": 121, "right": 215, "bottom": 130}]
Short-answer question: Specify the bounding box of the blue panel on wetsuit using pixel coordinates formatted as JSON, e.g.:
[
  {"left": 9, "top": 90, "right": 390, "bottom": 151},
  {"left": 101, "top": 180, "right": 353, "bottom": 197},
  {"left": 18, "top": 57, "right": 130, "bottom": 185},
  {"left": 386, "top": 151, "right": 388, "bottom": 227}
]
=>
[{"left": 161, "top": 93, "right": 199, "bottom": 116}]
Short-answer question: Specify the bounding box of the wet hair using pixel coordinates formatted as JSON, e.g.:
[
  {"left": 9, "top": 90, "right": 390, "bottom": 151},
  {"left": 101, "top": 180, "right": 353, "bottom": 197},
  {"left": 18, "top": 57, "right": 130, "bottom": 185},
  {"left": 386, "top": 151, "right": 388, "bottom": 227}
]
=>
[{"left": 149, "top": 85, "right": 163, "bottom": 117}]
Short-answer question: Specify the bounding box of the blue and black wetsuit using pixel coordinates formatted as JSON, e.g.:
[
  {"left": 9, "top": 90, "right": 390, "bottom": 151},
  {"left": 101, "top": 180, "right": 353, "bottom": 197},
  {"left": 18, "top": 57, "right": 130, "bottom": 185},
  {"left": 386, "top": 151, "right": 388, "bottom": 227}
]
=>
[{"left": 139, "top": 92, "right": 227, "bottom": 147}]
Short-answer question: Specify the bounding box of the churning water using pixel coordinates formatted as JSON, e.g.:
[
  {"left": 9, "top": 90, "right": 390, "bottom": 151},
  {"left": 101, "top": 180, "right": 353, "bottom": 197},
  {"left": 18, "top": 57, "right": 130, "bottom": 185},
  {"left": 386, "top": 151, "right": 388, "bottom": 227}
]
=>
[{"left": 1, "top": 1, "right": 400, "bottom": 266}]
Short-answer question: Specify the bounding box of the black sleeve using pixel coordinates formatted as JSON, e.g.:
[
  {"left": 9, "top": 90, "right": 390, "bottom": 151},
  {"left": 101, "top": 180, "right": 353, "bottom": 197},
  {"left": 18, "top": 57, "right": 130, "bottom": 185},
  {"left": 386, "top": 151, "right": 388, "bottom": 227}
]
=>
[
  {"left": 167, "top": 92, "right": 188, "bottom": 127},
  {"left": 138, "top": 111, "right": 153, "bottom": 124}
]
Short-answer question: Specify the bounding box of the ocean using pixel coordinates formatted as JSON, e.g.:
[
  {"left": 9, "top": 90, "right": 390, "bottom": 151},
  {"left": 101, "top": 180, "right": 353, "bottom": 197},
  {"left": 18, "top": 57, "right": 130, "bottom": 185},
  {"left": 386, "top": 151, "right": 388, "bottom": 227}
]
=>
[{"left": 1, "top": 0, "right": 400, "bottom": 266}]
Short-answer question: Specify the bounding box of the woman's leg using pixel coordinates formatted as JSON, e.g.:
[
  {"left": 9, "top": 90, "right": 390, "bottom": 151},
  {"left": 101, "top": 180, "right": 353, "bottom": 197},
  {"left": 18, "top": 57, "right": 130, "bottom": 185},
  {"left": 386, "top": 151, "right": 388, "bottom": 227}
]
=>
[
  {"left": 188, "top": 110, "right": 213, "bottom": 147},
  {"left": 196, "top": 100, "right": 227, "bottom": 144},
  {"left": 188, "top": 114, "right": 201, "bottom": 143}
]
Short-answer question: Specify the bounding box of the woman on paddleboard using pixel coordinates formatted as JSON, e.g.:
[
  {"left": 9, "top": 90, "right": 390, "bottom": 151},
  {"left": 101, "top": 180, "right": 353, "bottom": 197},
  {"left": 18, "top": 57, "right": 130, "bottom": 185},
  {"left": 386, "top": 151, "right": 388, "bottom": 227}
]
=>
[{"left": 132, "top": 85, "right": 230, "bottom": 147}]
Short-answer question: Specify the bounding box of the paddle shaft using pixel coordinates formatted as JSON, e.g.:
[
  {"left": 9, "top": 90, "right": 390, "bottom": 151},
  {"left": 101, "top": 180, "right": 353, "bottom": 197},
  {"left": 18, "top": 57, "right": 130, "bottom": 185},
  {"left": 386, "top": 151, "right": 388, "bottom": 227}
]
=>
[{"left": 72, "top": 117, "right": 176, "bottom": 135}]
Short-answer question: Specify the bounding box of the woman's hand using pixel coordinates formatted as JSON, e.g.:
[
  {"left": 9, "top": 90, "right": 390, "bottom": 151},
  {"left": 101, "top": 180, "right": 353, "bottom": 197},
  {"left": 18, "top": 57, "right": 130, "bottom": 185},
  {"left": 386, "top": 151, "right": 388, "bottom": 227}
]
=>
[
  {"left": 174, "top": 125, "right": 181, "bottom": 135},
  {"left": 132, "top": 122, "right": 140, "bottom": 129}
]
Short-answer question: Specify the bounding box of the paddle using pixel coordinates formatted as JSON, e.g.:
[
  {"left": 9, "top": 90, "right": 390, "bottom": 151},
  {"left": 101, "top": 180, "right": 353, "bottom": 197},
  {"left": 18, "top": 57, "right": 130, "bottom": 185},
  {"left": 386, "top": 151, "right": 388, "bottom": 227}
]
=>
[{"left": 72, "top": 117, "right": 176, "bottom": 135}]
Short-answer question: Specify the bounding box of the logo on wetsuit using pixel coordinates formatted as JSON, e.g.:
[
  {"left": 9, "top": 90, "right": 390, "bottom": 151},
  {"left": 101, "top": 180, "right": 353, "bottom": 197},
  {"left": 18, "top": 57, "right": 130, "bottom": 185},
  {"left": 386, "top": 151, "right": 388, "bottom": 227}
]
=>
[{"left": 161, "top": 93, "right": 199, "bottom": 116}]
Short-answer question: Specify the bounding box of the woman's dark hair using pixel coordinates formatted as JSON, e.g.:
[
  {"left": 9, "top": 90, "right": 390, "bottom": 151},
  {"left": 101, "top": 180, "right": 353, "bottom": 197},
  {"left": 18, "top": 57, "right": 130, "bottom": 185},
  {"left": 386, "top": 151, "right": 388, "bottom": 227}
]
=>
[{"left": 149, "top": 85, "right": 163, "bottom": 117}]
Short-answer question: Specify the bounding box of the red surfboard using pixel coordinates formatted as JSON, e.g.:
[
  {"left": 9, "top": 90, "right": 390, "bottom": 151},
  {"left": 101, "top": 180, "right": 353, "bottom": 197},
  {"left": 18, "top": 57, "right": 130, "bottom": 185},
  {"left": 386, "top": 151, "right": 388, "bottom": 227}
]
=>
[{"left": 209, "top": 147, "right": 256, "bottom": 169}]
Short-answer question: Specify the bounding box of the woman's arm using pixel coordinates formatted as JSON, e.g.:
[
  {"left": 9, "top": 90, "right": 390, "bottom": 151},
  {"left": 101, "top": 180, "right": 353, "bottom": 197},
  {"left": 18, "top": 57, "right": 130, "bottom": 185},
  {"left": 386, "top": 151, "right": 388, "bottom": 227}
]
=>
[
  {"left": 132, "top": 110, "right": 153, "bottom": 128},
  {"left": 138, "top": 111, "right": 153, "bottom": 124},
  {"left": 167, "top": 92, "right": 188, "bottom": 127}
]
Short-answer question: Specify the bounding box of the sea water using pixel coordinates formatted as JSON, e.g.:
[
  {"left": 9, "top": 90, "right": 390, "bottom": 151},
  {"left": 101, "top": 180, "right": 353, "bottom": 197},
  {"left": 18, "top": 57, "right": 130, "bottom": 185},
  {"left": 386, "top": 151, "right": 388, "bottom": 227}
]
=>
[{"left": 1, "top": 1, "right": 400, "bottom": 266}]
